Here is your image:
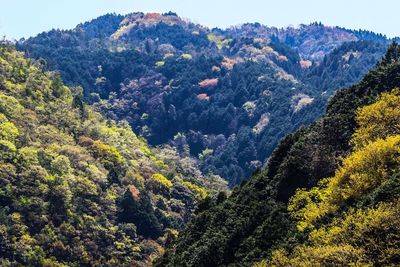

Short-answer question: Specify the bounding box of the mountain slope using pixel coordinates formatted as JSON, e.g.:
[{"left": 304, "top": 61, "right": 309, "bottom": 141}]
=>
[
  {"left": 0, "top": 43, "right": 226, "bottom": 266},
  {"left": 17, "top": 13, "right": 391, "bottom": 186},
  {"left": 158, "top": 43, "right": 400, "bottom": 266},
  {"left": 258, "top": 87, "right": 400, "bottom": 267}
]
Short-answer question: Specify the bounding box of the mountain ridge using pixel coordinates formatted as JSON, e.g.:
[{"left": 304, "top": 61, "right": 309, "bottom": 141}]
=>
[{"left": 17, "top": 12, "right": 392, "bottom": 186}]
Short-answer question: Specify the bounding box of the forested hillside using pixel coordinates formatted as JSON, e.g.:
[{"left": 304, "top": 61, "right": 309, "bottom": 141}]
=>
[
  {"left": 158, "top": 43, "right": 400, "bottom": 266},
  {"left": 2, "top": 8, "right": 400, "bottom": 267},
  {"left": 17, "top": 12, "right": 390, "bottom": 185},
  {"left": 0, "top": 44, "right": 226, "bottom": 266}
]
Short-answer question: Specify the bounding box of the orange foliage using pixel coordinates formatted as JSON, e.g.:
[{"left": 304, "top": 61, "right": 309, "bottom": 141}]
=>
[
  {"left": 197, "top": 94, "right": 210, "bottom": 101},
  {"left": 221, "top": 57, "right": 236, "bottom": 70},
  {"left": 129, "top": 185, "right": 140, "bottom": 199},
  {"left": 198, "top": 78, "right": 218, "bottom": 88},
  {"left": 300, "top": 60, "right": 313, "bottom": 69},
  {"left": 277, "top": 55, "right": 288, "bottom": 62},
  {"left": 144, "top": 13, "right": 161, "bottom": 20}
]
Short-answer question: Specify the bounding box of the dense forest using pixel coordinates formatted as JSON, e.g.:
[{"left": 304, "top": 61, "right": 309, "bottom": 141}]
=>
[
  {"left": 0, "top": 43, "right": 226, "bottom": 266},
  {"left": 17, "top": 12, "right": 390, "bottom": 185},
  {"left": 158, "top": 42, "right": 400, "bottom": 267},
  {"left": 2, "top": 11, "right": 400, "bottom": 266}
]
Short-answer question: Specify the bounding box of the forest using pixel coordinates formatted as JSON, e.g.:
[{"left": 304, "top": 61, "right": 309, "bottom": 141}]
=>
[
  {"left": 0, "top": 10, "right": 399, "bottom": 267},
  {"left": 0, "top": 43, "right": 226, "bottom": 266},
  {"left": 158, "top": 42, "right": 400, "bottom": 267},
  {"left": 18, "top": 13, "right": 389, "bottom": 185}
]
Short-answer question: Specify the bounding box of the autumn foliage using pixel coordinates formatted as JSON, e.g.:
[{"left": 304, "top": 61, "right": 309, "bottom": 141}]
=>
[
  {"left": 197, "top": 93, "right": 210, "bottom": 101},
  {"left": 198, "top": 78, "right": 218, "bottom": 88}
]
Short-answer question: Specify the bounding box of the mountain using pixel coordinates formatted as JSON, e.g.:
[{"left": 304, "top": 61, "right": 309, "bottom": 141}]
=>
[
  {"left": 0, "top": 43, "right": 227, "bottom": 266},
  {"left": 222, "top": 22, "right": 388, "bottom": 60},
  {"left": 158, "top": 43, "right": 400, "bottom": 266},
  {"left": 17, "top": 12, "right": 391, "bottom": 186}
]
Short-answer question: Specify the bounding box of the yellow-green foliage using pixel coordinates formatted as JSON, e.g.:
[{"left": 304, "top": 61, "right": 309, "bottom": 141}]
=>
[
  {"left": 18, "top": 147, "right": 40, "bottom": 166},
  {"left": 150, "top": 155, "right": 168, "bottom": 169},
  {"left": 207, "top": 33, "right": 232, "bottom": 49},
  {"left": 137, "top": 136, "right": 152, "bottom": 156},
  {"left": 0, "top": 121, "right": 18, "bottom": 142},
  {"left": 155, "top": 61, "right": 165, "bottom": 67},
  {"left": 0, "top": 46, "right": 220, "bottom": 265},
  {"left": 309, "top": 202, "right": 400, "bottom": 262},
  {"left": 198, "top": 148, "right": 213, "bottom": 160},
  {"left": 92, "top": 140, "right": 124, "bottom": 165},
  {"left": 163, "top": 53, "right": 174, "bottom": 60},
  {"left": 289, "top": 89, "right": 400, "bottom": 231},
  {"left": 0, "top": 139, "right": 17, "bottom": 161},
  {"left": 182, "top": 181, "right": 208, "bottom": 199},
  {"left": 151, "top": 173, "right": 173, "bottom": 189},
  {"left": 123, "top": 170, "right": 145, "bottom": 187},
  {"left": 259, "top": 245, "right": 370, "bottom": 267},
  {"left": 353, "top": 88, "right": 400, "bottom": 149},
  {"left": 289, "top": 135, "right": 400, "bottom": 231},
  {"left": 265, "top": 201, "right": 400, "bottom": 267},
  {"left": 262, "top": 89, "right": 400, "bottom": 266},
  {"left": 181, "top": 53, "right": 193, "bottom": 60},
  {"left": 111, "top": 25, "right": 130, "bottom": 39},
  {"left": 0, "top": 93, "right": 23, "bottom": 118}
]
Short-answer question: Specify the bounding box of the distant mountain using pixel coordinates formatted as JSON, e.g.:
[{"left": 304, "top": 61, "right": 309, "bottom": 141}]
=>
[
  {"left": 17, "top": 12, "right": 392, "bottom": 186},
  {"left": 158, "top": 42, "right": 400, "bottom": 267},
  {"left": 0, "top": 44, "right": 226, "bottom": 266},
  {"left": 222, "top": 22, "right": 389, "bottom": 61}
]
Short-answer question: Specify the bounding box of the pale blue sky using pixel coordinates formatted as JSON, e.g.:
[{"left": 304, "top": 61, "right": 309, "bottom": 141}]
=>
[{"left": 0, "top": 0, "right": 398, "bottom": 40}]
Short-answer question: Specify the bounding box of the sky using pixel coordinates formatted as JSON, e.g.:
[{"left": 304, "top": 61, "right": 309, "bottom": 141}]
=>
[{"left": 0, "top": 0, "right": 399, "bottom": 40}]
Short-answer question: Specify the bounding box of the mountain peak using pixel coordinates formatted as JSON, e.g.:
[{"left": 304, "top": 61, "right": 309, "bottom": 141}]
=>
[{"left": 111, "top": 12, "right": 202, "bottom": 40}]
